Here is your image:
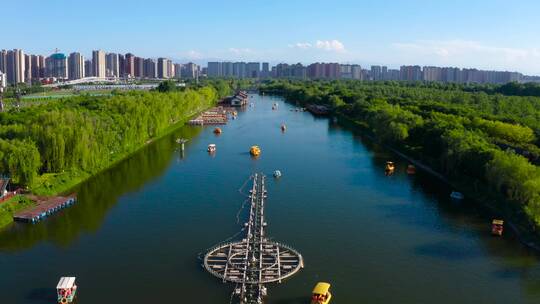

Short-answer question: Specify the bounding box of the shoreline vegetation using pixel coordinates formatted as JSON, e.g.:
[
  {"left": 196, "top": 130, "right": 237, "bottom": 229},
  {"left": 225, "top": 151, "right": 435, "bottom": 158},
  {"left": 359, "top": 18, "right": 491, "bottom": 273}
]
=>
[
  {"left": 260, "top": 80, "right": 540, "bottom": 246},
  {"left": 0, "top": 80, "right": 234, "bottom": 229}
]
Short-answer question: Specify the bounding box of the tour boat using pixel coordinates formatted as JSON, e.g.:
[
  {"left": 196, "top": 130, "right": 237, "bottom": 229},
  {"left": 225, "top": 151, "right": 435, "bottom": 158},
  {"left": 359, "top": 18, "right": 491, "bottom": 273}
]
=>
[
  {"left": 273, "top": 170, "right": 282, "bottom": 178},
  {"left": 56, "top": 277, "right": 77, "bottom": 303},
  {"left": 281, "top": 124, "right": 287, "bottom": 132},
  {"left": 407, "top": 164, "right": 416, "bottom": 174},
  {"left": 311, "top": 282, "right": 332, "bottom": 304},
  {"left": 385, "top": 161, "right": 395, "bottom": 174},
  {"left": 491, "top": 219, "right": 504, "bottom": 236},
  {"left": 208, "top": 144, "right": 217, "bottom": 153},
  {"left": 250, "top": 145, "right": 261, "bottom": 157},
  {"left": 214, "top": 127, "right": 222, "bottom": 134},
  {"left": 450, "top": 191, "right": 464, "bottom": 200}
]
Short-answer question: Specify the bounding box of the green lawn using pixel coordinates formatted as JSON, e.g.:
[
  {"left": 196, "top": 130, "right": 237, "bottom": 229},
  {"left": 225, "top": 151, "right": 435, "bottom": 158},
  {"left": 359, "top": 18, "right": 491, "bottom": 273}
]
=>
[{"left": 0, "top": 195, "right": 36, "bottom": 228}]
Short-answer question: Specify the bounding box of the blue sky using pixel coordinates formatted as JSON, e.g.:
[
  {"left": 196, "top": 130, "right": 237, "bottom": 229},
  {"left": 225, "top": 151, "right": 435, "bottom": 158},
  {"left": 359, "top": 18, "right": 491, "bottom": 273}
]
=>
[{"left": 4, "top": 0, "right": 540, "bottom": 74}]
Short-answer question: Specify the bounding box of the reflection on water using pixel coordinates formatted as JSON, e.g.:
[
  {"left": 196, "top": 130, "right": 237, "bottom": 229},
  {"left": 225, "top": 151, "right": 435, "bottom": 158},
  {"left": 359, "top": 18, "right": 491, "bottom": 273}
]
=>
[
  {"left": 0, "top": 126, "right": 202, "bottom": 251},
  {"left": 0, "top": 94, "right": 540, "bottom": 304}
]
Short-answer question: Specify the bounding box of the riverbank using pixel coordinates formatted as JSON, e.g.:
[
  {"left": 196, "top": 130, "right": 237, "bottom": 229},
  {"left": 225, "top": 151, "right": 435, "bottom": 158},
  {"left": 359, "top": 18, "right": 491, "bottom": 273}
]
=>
[
  {"left": 0, "top": 110, "right": 207, "bottom": 230},
  {"left": 337, "top": 113, "right": 540, "bottom": 252},
  {"left": 0, "top": 87, "right": 222, "bottom": 230},
  {"left": 30, "top": 107, "right": 207, "bottom": 197}
]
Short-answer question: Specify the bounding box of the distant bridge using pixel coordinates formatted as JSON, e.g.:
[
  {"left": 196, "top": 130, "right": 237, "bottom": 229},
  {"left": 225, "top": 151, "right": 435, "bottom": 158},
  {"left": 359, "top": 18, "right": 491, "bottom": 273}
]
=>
[{"left": 203, "top": 174, "right": 303, "bottom": 303}]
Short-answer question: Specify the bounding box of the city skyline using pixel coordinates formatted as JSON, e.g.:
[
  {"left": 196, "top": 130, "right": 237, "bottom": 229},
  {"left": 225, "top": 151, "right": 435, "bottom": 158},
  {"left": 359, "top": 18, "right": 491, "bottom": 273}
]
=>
[{"left": 3, "top": 0, "right": 540, "bottom": 74}]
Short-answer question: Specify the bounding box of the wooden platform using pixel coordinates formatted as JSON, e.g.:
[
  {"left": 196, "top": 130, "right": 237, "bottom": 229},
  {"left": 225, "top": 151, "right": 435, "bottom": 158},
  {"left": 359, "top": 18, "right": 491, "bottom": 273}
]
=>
[
  {"left": 13, "top": 195, "right": 76, "bottom": 223},
  {"left": 202, "top": 174, "right": 303, "bottom": 304}
]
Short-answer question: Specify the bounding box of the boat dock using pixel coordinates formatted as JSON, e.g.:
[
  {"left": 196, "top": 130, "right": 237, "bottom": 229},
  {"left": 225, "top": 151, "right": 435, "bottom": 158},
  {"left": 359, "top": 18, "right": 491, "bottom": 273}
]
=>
[
  {"left": 203, "top": 174, "right": 303, "bottom": 304},
  {"left": 188, "top": 107, "right": 230, "bottom": 125},
  {"left": 13, "top": 195, "right": 76, "bottom": 223}
]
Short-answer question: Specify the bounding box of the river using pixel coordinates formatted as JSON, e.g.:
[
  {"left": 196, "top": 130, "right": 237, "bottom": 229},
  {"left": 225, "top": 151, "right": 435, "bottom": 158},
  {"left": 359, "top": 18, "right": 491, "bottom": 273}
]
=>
[{"left": 1, "top": 94, "right": 539, "bottom": 303}]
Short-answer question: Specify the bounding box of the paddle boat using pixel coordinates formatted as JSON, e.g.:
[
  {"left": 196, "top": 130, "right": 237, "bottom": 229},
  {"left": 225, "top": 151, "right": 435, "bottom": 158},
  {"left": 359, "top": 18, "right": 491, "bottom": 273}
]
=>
[
  {"left": 56, "top": 277, "right": 77, "bottom": 303},
  {"left": 273, "top": 170, "right": 282, "bottom": 178},
  {"left": 213, "top": 127, "right": 222, "bottom": 134},
  {"left": 491, "top": 219, "right": 504, "bottom": 236},
  {"left": 250, "top": 145, "right": 261, "bottom": 157},
  {"left": 311, "top": 282, "right": 332, "bottom": 304},
  {"left": 407, "top": 164, "right": 416, "bottom": 174},
  {"left": 281, "top": 124, "right": 287, "bottom": 132},
  {"left": 385, "top": 161, "right": 395, "bottom": 175},
  {"left": 208, "top": 144, "right": 216, "bottom": 153}
]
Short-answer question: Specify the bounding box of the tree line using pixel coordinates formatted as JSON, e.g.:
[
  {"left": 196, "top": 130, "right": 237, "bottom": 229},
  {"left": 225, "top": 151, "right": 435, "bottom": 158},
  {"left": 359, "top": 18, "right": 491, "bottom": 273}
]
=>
[
  {"left": 0, "top": 83, "right": 222, "bottom": 190},
  {"left": 260, "top": 79, "right": 540, "bottom": 228}
]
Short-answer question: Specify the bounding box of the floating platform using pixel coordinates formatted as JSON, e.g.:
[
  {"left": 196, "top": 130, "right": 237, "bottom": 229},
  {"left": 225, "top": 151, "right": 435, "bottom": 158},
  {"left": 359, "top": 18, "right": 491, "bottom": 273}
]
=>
[
  {"left": 189, "top": 107, "right": 229, "bottom": 125},
  {"left": 13, "top": 195, "right": 77, "bottom": 223}
]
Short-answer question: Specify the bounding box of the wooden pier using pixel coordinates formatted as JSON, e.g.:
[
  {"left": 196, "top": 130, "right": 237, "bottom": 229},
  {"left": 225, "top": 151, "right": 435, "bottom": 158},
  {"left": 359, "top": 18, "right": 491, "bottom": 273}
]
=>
[
  {"left": 13, "top": 195, "right": 76, "bottom": 223},
  {"left": 188, "top": 107, "right": 229, "bottom": 125},
  {"left": 203, "top": 174, "right": 303, "bottom": 304}
]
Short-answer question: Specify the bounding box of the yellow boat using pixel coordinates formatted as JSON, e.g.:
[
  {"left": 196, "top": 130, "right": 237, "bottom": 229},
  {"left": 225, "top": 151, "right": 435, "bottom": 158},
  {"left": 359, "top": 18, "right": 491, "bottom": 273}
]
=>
[
  {"left": 311, "top": 282, "right": 332, "bottom": 304},
  {"left": 385, "top": 161, "right": 395, "bottom": 174},
  {"left": 250, "top": 145, "right": 261, "bottom": 156}
]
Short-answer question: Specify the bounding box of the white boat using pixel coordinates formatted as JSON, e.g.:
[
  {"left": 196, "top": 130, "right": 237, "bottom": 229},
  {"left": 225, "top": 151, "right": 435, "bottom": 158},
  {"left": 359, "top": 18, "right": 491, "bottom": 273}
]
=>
[
  {"left": 56, "top": 277, "right": 77, "bottom": 303},
  {"left": 273, "top": 170, "right": 282, "bottom": 178},
  {"left": 207, "top": 144, "right": 216, "bottom": 153},
  {"left": 450, "top": 191, "right": 464, "bottom": 200}
]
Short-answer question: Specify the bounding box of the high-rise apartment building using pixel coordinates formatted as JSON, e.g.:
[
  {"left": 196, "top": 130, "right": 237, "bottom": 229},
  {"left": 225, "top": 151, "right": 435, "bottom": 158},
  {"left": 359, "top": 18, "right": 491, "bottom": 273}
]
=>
[
  {"left": 46, "top": 53, "right": 68, "bottom": 79},
  {"left": 181, "top": 62, "right": 199, "bottom": 79},
  {"left": 92, "top": 50, "right": 106, "bottom": 78},
  {"left": 84, "top": 60, "right": 93, "bottom": 77},
  {"left": 157, "top": 58, "right": 172, "bottom": 78},
  {"left": 261, "top": 62, "right": 269, "bottom": 78},
  {"left": 207, "top": 62, "right": 222, "bottom": 77},
  {"left": 174, "top": 63, "right": 182, "bottom": 78},
  {"left": 371, "top": 65, "right": 382, "bottom": 81},
  {"left": 6, "top": 49, "right": 25, "bottom": 84},
  {"left": 105, "top": 53, "right": 119, "bottom": 77},
  {"left": 0, "top": 50, "right": 7, "bottom": 75},
  {"left": 134, "top": 57, "right": 144, "bottom": 78},
  {"left": 246, "top": 62, "right": 260, "bottom": 78},
  {"left": 68, "top": 52, "right": 85, "bottom": 80},
  {"left": 400, "top": 65, "right": 423, "bottom": 81},
  {"left": 222, "top": 62, "right": 233, "bottom": 77},
  {"left": 232, "top": 62, "right": 246, "bottom": 78},
  {"left": 124, "top": 53, "right": 135, "bottom": 77},
  {"left": 30, "top": 55, "right": 45, "bottom": 79},
  {"left": 24, "top": 54, "right": 32, "bottom": 83},
  {"left": 143, "top": 58, "right": 157, "bottom": 78}
]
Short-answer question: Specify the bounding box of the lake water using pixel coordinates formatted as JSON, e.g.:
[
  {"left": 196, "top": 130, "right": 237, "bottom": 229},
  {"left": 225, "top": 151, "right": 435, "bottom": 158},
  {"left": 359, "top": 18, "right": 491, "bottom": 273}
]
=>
[{"left": 1, "top": 94, "right": 540, "bottom": 303}]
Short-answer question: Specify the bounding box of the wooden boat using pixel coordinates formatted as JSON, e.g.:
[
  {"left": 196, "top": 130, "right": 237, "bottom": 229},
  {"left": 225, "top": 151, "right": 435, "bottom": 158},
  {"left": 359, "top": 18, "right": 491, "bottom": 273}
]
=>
[
  {"left": 213, "top": 127, "right": 222, "bottom": 134},
  {"left": 385, "top": 161, "right": 395, "bottom": 175},
  {"left": 491, "top": 219, "right": 504, "bottom": 236},
  {"left": 311, "top": 282, "right": 332, "bottom": 304},
  {"left": 208, "top": 144, "right": 216, "bottom": 153},
  {"left": 407, "top": 164, "right": 416, "bottom": 174},
  {"left": 57, "top": 277, "right": 77, "bottom": 303},
  {"left": 250, "top": 145, "right": 261, "bottom": 157},
  {"left": 450, "top": 191, "right": 464, "bottom": 200}
]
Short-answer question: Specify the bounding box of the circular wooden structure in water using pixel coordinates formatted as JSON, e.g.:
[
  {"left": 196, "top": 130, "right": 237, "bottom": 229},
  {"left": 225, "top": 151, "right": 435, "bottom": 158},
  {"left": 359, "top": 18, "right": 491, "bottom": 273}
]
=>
[{"left": 204, "top": 240, "right": 303, "bottom": 284}]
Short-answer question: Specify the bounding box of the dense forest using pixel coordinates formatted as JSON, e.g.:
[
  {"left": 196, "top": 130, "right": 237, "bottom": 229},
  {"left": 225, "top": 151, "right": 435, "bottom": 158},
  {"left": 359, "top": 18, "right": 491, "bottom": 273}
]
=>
[
  {"left": 260, "top": 80, "right": 540, "bottom": 229},
  {"left": 0, "top": 81, "right": 229, "bottom": 194}
]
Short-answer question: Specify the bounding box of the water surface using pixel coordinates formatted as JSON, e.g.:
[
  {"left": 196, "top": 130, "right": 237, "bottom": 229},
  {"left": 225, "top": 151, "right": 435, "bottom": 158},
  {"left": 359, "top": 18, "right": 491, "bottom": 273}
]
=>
[{"left": 1, "top": 94, "right": 540, "bottom": 303}]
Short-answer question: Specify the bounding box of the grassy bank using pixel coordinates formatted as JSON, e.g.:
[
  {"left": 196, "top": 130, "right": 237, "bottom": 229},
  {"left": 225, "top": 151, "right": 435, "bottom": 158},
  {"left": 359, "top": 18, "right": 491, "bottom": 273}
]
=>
[
  {"left": 29, "top": 109, "right": 205, "bottom": 196},
  {"left": 0, "top": 195, "right": 36, "bottom": 228}
]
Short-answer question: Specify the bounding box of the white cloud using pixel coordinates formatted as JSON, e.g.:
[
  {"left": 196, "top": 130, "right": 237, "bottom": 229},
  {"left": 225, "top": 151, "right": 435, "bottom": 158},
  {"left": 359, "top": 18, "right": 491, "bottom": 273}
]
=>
[
  {"left": 391, "top": 40, "right": 540, "bottom": 73},
  {"left": 315, "top": 40, "right": 345, "bottom": 52},
  {"left": 289, "top": 42, "right": 312, "bottom": 49},
  {"left": 228, "top": 48, "right": 253, "bottom": 55},
  {"left": 289, "top": 40, "right": 346, "bottom": 52}
]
